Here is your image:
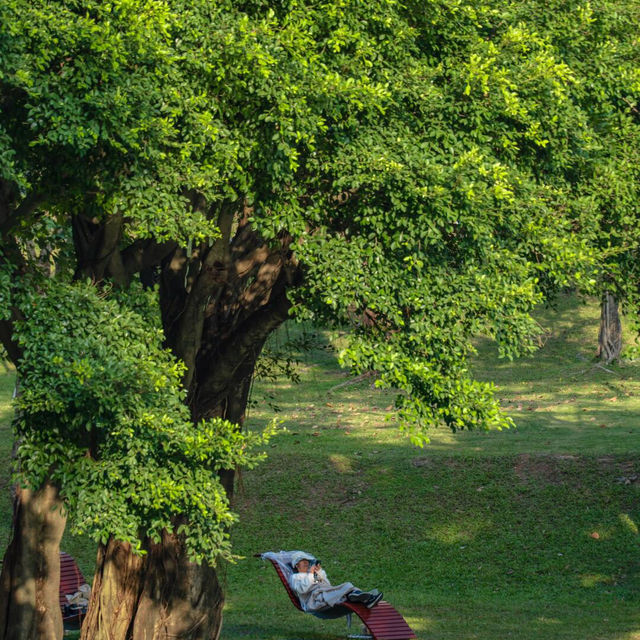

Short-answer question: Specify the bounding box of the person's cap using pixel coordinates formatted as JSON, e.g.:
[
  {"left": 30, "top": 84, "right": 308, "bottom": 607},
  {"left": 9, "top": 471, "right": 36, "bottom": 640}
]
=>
[{"left": 290, "top": 551, "right": 315, "bottom": 568}]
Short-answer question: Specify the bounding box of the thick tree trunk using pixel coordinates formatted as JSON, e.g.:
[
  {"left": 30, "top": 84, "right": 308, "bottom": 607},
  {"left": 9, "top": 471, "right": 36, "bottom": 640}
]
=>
[
  {"left": 80, "top": 540, "right": 145, "bottom": 640},
  {"left": 0, "top": 484, "right": 66, "bottom": 640},
  {"left": 598, "top": 291, "right": 622, "bottom": 364},
  {"left": 81, "top": 534, "right": 224, "bottom": 640},
  {"left": 79, "top": 211, "right": 298, "bottom": 639}
]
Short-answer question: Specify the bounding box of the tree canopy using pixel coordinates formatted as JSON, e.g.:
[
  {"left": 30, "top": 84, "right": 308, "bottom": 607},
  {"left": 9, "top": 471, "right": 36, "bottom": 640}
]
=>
[
  {"left": 1, "top": 0, "right": 639, "bottom": 637},
  {"left": 2, "top": 0, "right": 601, "bottom": 439},
  {"left": 9, "top": 277, "right": 273, "bottom": 565}
]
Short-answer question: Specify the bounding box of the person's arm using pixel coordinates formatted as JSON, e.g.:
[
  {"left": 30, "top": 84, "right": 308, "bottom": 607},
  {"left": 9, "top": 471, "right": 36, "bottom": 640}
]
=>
[
  {"left": 290, "top": 572, "right": 316, "bottom": 595},
  {"left": 314, "top": 567, "right": 329, "bottom": 583}
]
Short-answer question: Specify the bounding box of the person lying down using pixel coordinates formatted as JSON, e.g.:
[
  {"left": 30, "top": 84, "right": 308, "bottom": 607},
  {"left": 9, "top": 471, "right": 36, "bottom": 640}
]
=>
[{"left": 289, "top": 551, "right": 383, "bottom": 612}]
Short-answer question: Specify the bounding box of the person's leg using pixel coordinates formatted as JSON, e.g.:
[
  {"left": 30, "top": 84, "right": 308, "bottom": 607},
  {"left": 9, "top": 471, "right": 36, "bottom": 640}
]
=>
[{"left": 346, "top": 589, "right": 383, "bottom": 608}]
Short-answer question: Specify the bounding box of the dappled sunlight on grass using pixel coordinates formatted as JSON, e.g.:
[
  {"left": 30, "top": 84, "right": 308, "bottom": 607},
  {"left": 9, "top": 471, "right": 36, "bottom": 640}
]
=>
[
  {"left": 249, "top": 299, "right": 640, "bottom": 459},
  {"left": 619, "top": 513, "right": 639, "bottom": 535},
  {"left": 403, "top": 617, "right": 435, "bottom": 633},
  {"left": 426, "top": 519, "right": 490, "bottom": 545},
  {"left": 581, "top": 573, "right": 617, "bottom": 588},
  {"left": 328, "top": 453, "right": 354, "bottom": 473},
  {"left": 537, "top": 617, "right": 562, "bottom": 625}
]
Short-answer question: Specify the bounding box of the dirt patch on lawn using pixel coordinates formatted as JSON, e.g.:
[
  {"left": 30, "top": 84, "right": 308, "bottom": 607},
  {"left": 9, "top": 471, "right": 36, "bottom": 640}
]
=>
[
  {"left": 514, "top": 453, "right": 579, "bottom": 485},
  {"left": 597, "top": 456, "right": 639, "bottom": 484},
  {"left": 514, "top": 454, "right": 640, "bottom": 486}
]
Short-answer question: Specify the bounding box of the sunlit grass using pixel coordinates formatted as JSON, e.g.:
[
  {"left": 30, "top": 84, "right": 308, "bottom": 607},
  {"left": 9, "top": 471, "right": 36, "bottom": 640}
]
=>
[{"left": 225, "top": 295, "right": 640, "bottom": 640}]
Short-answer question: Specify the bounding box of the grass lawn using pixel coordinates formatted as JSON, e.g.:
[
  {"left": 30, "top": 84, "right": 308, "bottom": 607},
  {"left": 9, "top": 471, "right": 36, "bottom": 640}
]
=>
[
  {"left": 0, "top": 295, "right": 638, "bottom": 640},
  {"left": 223, "top": 295, "right": 640, "bottom": 640}
]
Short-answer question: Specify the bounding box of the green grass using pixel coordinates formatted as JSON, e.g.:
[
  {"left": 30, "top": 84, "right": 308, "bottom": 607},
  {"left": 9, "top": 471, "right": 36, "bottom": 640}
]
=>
[
  {"left": 0, "top": 295, "right": 639, "bottom": 639},
  {"left": 0, "top": 361, "right": 16, "bottom": 552},
  {"left": 223, "top": 295, "right": 640, "bottom": 640}
]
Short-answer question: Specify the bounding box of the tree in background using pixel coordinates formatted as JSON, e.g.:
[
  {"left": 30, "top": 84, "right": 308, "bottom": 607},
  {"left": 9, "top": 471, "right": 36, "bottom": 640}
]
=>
[
  {"left": 492, "top": 0, "right": 640, "bottom": 362},
  {"left": 1, "top": 1, "right": 228, "bottom": 635},
  {"left": 4, "top": 0, "right": 638, "bottom": 638}
]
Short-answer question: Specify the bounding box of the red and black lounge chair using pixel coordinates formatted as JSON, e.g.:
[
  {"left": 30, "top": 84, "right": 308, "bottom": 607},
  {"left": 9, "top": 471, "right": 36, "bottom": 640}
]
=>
[
  {"left": 258, "top": 551, "right": 417, "bottom": 640},
  {"left": 59, "top": 551, "right": 89, "bottom": 630}
]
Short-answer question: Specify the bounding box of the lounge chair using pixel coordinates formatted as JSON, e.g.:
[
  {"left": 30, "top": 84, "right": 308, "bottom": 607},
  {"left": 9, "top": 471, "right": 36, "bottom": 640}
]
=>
[
  {"left": 59, "top": 552, "right": 89, "bottom": 630},
  {"left": 258, "top": 551, "right": 417, "bottom": 640}
]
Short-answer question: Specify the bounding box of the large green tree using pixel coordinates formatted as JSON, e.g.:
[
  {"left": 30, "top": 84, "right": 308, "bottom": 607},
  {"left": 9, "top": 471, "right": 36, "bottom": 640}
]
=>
[{"left": 4, "top": 0, "right": 637, "bottom": 638}]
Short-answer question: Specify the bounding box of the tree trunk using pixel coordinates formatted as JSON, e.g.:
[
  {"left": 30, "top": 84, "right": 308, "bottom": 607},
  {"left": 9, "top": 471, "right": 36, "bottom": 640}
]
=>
[
  {"left": 79, "top": 540, "right": 145, "bottom": 640},
  {"left": 80, "top": 534, "right": 224, "bottom": 640},
  {"left": 0, "top": 484, "right": 66, "bottom": 640},
  {"left": 80, "top": 340, "right": 267, "bottom": 640},
  {"left": 78, "top": 212, "right": 297, "bottom": 638},
  {"left": 598, "top": 291, "right": 622, "bottom": 364}
]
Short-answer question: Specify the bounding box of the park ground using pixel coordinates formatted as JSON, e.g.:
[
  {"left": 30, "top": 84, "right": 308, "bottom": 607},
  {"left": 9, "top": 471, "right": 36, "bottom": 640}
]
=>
[{"left": 0, "top": 295, "right": 639, "bottom": 639}]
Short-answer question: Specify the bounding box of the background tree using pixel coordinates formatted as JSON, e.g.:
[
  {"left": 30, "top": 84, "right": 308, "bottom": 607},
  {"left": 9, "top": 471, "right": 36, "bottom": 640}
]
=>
[
  {"left": 5, "top": 0, "right": 638, "bottom": 639},
  {"left": 0, "top": 0, "right": 224, "bottom": 635},
  {"left": 484, "top": 0, "right": 640, "bottom": 362},
  {"left": 1, "top": 279, "right": 270, "bottom": 639}
]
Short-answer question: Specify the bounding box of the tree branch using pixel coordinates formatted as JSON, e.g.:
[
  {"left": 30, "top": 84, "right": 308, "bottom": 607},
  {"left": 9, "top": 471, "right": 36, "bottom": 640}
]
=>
[
  {"left": 120, "top": 238, "right": 178, "bottom": 277},
  {"left": 193, "top": 287, "right": 293, "bottom": 421},
  {"left": 0, "top": 185, "right": 45, "bottom": 240},
  {"left": 165, "top": 201, "right": 239, "bottom": 388},
  {"left": 72, "top": 213, "right": 128, "bottom": 285}
]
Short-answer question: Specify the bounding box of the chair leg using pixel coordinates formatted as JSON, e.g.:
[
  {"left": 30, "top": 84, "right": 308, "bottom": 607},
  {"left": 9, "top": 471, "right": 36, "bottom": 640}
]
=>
[{"left": 346, "top": 617, "right": 373, "bottom": 640}]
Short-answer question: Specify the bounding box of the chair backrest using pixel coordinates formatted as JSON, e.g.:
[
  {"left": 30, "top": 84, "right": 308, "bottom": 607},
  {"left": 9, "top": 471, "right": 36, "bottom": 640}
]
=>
[
  {"left": 267, "top": 557, "right": 304, "bottom": 611},
  {"left": 260, "top": 551, "right": 321, "bottom": 611}
]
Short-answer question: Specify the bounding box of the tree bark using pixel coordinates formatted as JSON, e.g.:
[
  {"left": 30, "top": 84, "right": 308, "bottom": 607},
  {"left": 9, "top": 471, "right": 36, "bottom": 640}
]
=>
[
  {"left": 79, "top": 212, "right": 298, "bottom": 638},
  {"left": 81, "top": 532, "right": 225, "bottom": 640},
  {"left": 0, "top": 484, "right": 67, "bottom": 640},
  {"left": 79, "top": 540, "right": 146, "bottom": 640},
  {"left": 598, "top": 291, "right": 622, "bottom": 364}
]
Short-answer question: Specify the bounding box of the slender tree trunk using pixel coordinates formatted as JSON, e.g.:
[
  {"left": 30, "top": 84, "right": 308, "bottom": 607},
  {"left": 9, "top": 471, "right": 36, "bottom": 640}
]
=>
[
  {"left": 598, "top": 291, "right": 622, "bottom": 364},
  {"left": 0, "top": 484, "right": 66, "bottom": 640}
]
